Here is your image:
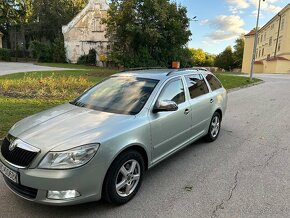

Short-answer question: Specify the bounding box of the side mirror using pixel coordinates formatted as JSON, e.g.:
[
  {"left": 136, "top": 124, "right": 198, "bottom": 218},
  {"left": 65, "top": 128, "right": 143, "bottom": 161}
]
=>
[{"left": 154, "top": 100, "right": 178, "bottom": 113}]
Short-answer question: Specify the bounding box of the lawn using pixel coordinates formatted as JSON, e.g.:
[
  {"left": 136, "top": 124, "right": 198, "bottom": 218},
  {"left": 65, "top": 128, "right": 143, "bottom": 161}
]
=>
[{"left": 0, "top": 66, "right": 261, "bottom": 138}]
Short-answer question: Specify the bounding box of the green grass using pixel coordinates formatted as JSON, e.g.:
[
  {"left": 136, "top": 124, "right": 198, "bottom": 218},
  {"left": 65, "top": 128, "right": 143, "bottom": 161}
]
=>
[
  {"left": 215, "top": 74, "right": 261, "bottom": 90},
  {"left": 0, "top": 97, "right": 66, "bottom": 138},
  {"left": 0, "top": 67, "right": 262, "bottom": 138},
  {"left": 35, "top": 62, "right": 118, "bottom": 71}
]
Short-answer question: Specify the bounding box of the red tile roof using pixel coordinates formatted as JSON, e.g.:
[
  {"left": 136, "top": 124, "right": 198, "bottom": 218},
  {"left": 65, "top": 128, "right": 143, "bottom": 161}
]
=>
[
  {"left": 245, "top": 29, "right": 256, "bottom": 37},
  {"left": 268, "top": 56, "right": 290, "bottom": 61},
  {"left": 254, "top": 60, "right": 263, "bottom": 64}
]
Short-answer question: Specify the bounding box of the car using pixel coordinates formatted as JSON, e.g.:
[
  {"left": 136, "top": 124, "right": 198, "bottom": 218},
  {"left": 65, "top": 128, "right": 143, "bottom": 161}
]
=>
[{"left": 0, "top": 68, "right": 227, "bottom": 205}]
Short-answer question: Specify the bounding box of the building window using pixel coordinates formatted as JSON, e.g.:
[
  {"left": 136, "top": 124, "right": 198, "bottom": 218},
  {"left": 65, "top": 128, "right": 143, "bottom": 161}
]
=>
[
  {"left": 271, "top": 24, "right": 274, "bottom": 30},
  {"left": 92, "top": 18, "right": 104, "bottom": 32},
  {"left": 264, "top": 32, "right": 266, "bottom": 41},
  {"left": 281, "top": 18, "right": 285, "bottom": 31},
  {"left": 262, "top": 48, "right": 264, "bottom": 57},
  {"left": 259, "top": 49, "right": 261, "bottom": 57},
  {"left": 269, "top": 37, "right": 272, "bottom": 46}
]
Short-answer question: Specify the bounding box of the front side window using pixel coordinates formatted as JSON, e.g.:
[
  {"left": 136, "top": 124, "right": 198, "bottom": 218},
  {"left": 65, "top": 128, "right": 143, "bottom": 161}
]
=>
[
  {"left": 158, "top": 78, "right": 185, "bottom": 105},
  {"left": 72, "top": 76, "right": 159, "bottom": 115},
  {"left": 205, "top": 74, "right": 223, "bottom": 91},
  {"left": 185, "top": 74, "right": 209, "bottom": 99}
]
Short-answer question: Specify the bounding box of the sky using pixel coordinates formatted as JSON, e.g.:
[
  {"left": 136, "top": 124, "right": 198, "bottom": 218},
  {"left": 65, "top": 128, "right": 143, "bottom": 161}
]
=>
[{"left": 175, "top": 0, "right": 289, "bottom": 54}]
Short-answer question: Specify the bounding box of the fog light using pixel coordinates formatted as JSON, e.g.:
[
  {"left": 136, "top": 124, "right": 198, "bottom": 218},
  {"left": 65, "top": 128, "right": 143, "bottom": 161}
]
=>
[{"left": 47, "top": 190, "right": 80, "bottom": 200}]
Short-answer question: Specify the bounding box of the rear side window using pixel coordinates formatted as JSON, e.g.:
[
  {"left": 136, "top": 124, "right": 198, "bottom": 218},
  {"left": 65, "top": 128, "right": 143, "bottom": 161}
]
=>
[
  {"left": 158, "top": 78, "right": 185, "bottom": 105},
  {"left": 185, "top": 74, "right": 209, "bottom": 99},
  {"left": 205, "top": 74, "right": 223, "bottom": 91}
]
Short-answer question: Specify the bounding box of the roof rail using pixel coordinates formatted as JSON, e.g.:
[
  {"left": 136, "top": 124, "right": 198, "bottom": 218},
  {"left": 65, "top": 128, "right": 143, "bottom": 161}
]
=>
[
  {"left": 192, "top": 67, "right": 209, "bottom": 71},
  {"left": 121, "top": 67, "right": 167, "bottom": 72},
  {"left": 166, "top": 68, "right": 201, "bottom": 76}
]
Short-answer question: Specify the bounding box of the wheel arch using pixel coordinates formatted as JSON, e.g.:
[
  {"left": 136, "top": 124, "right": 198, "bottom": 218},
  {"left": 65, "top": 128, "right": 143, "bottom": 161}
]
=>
[{"left": 215, "top": 108, "right": 223, "bottom": 121}]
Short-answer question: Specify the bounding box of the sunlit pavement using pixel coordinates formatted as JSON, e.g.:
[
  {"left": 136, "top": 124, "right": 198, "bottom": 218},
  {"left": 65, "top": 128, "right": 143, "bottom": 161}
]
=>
[{"left": 0, "top": 62, "right": 76, "bottom": 76}]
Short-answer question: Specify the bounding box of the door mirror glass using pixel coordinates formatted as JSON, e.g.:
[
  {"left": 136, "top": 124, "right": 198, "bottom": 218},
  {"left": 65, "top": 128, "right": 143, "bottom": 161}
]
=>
[{"left": 154, "top": 100, "right": 178, "bottom": 113}]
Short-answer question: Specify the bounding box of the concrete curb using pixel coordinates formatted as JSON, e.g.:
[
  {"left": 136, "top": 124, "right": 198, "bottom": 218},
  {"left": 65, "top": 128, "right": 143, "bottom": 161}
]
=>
[{"left": 227, "top": 80, "right": 265, "bottom": 93}]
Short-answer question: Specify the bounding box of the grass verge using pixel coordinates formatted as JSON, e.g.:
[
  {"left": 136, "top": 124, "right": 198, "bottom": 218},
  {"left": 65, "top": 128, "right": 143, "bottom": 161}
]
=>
[{"left": 0, "top": 68, "right": 261, "bottom": 138}]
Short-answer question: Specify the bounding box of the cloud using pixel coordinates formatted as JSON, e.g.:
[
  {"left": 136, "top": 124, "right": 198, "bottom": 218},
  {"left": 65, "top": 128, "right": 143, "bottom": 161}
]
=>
[
  {"left": 227, "top": 0, "right": 250, "bottom": 9},
  {"left": 227, "top": 0, "right": 283, "bottom": 14},
  {"left": 248, "top": 0, "right": 282, "bottom": 13},
  {"left": 205, "top": 15, "right": 246, "bottom": 41},
  {"left": 200, "top": 19, "right": 209, "bottom": 25}
]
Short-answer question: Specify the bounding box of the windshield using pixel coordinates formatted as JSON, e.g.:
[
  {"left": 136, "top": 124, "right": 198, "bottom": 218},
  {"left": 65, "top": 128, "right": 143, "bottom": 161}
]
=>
[{"left": 72, "top": 76, "right": 159, "bottom": 115}]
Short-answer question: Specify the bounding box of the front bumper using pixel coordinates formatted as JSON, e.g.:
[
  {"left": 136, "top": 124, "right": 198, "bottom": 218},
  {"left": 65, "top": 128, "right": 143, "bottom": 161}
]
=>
[{"left": 0, "top": 156, "right": 104, "bottom": 206}]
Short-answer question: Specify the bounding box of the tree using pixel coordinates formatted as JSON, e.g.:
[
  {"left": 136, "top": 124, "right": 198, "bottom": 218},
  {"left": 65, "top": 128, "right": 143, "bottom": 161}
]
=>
[
  {"left": 29, "top": 0, "right": 88, "bottom": 42},
  {"left": 104, "top": 0, "right": 192, "bottom": 68},
  {"left": 189, "top": 48, "right": 206, "bottom": 66},
  {"left": 233, "top": 35, "right": 244, "bottom": 68},
  {"left": 215, "top": 46, "right": 234, "bottom": 71},
  {"left": 204, "top": 53, "right": 216, "bottom": 67},
  {"left": 189, "top": 48, "right": 215, "bottom": 67}
]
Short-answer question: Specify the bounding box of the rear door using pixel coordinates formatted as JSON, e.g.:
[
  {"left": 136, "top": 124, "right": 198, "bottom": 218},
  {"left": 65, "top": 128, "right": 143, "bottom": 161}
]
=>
[{"left": 184, "top": 73, "right": 213, "bottom": 139}]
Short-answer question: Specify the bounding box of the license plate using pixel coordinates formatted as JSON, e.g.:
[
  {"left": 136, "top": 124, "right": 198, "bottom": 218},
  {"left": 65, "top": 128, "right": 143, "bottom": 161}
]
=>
[{"left": 0, "top": 161, "right": 18, "bottom": 184}]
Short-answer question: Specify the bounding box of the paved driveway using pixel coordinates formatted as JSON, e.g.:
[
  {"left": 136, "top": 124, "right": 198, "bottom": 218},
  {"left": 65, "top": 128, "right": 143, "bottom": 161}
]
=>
[
  {"left": 1, "top": 74, "right": 290, "bottom": 217},
  {"left": 0, "top": 62, "right": 75, "bottom": 76}
]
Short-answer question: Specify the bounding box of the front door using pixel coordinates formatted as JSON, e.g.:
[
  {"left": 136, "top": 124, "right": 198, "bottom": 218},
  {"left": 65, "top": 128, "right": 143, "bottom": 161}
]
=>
[{"left": 150, "top": 77, "right": 192, "bottom": 163}]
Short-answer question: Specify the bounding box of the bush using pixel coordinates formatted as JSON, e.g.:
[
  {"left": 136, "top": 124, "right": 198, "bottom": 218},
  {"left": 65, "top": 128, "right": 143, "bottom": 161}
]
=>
[
  {"left": 29, "top": 41, "right": 53, "bottom": 63},
  {"left": 77, "top": 49, "right": 96, "bottom": 65},
  {"left": 52, "top": 36, "right": 66, "bottom": 63},
  {"left": 0, "top": 48, "right": 12, "bottom": 61}
]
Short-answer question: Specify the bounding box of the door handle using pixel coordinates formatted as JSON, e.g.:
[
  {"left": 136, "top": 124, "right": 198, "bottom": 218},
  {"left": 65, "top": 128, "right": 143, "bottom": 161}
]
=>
[
  {"left": 210, "top": 99, "right": 214, "bottom": 103},
  {"left": 184, "top": 109, "right": 190, "bottom": 115}
]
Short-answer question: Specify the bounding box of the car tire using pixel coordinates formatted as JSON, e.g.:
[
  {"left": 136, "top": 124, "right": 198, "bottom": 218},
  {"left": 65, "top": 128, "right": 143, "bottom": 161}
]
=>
[
  {"left": 205, "top": 112, "right": 221, "bottom": 142},
  {"left": 102, "top": 150, "right": 145, "bottom": 204}
]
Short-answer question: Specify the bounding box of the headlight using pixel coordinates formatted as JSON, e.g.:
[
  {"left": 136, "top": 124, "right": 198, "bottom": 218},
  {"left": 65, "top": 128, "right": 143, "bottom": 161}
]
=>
[{"left": 38, "top": 144, "right": 100, "bottom": 169}]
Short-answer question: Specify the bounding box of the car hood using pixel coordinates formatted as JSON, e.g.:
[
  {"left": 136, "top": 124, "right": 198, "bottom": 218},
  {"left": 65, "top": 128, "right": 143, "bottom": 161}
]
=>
[{"left": 9, "top": 103, "right": 135, "bottom": 152}]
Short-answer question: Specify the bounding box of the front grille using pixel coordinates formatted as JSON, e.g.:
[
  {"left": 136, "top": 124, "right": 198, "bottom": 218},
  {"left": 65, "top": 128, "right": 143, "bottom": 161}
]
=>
[
  {"left": 4, "top": 177, "right": 38, "bottom": 199},
  {"left": 1, "top": 137, "right": 38, "bottom": 167}
]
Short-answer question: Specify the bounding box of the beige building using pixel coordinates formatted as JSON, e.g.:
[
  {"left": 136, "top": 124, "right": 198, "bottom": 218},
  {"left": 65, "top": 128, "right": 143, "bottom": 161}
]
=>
[
  {"left": 62, "top": 0, "right": 110, "bottom": 65},
  {"left": 242, "top": 4, "right": 290, "bottom": 74},
  {"left": 0, "top": 32, "right": 3, "bottom": 48}
]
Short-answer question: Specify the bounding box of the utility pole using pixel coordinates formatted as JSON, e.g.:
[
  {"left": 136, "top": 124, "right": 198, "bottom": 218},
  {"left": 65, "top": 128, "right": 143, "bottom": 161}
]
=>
[{"left": 249, "top": 0, "right": 265, "bottom": 81}]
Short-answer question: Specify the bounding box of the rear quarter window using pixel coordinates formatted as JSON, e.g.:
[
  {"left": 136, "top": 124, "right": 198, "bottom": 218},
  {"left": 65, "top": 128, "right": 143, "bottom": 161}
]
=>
[{"left": 205, "top": 74, "right": 223, "bottom": 91}]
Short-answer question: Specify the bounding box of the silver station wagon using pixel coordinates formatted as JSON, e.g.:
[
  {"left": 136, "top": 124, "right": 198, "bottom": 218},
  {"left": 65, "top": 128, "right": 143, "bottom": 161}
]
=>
[{"left": 0, "top": 68, "right": 227, "bottom": 205}]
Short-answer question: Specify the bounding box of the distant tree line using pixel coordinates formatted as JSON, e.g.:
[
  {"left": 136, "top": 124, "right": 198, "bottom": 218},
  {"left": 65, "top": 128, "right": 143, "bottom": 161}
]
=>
[{"left": 189, "top": 36, "right": 244, "bottom": 71}]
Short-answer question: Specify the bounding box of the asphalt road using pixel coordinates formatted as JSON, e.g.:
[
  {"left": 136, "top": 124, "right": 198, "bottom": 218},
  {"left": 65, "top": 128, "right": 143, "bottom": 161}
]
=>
[
  {"left": 0, "top": 62, "right": 76, "bottom": 76},
  {"left": 1, "top": 74, "right": 290, "bottom": 218}
]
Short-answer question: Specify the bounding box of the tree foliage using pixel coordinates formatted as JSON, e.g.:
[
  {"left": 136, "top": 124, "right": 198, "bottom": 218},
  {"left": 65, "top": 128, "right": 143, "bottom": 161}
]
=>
[
  {"left": 104, "top": 0, "right": 192, "bottom": 68},
  {"left": 233, "top": 36, "right": 244, "bottom": 68},
  {"left": 189, "top": 48, "right": 215, "bottom": 67},
  {"left": 0, "top": 0, "right": 88, "bottom": 41},
  {"left": 215, "top": 46, "right": 234, "bottom": 71},
  {"left": 215, "top": 35, "right": 245, "bottom": 71}
]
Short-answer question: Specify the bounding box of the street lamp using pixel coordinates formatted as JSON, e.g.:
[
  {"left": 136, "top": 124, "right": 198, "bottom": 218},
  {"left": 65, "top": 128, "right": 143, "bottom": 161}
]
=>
[{"left": 250, "top": 0, "right": 265, "bottom": 81}]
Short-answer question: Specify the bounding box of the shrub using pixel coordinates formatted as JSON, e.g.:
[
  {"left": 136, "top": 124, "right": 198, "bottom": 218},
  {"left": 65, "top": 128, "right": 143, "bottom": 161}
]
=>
[
  {"left": 29, "top": 41, "right": 53, "bottom": 63},
  {"left": 0, "top": 48, "right": 12, "bottom": 61},
  {"left": 52, "top": 36, "right": 66, "bottom": 63},
  {"left": 77, "top": 49, "right": 96, "bottom": 65}
]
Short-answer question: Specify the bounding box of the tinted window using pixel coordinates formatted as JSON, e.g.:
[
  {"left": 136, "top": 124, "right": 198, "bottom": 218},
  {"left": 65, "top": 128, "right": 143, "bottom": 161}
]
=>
[
  {"left": 158, "top": 78, "right": 185, "bottom": 105},
  {"left": 205, "top": 74, "right": 223, "bottom": 91},
  {"left": 185, "top": 74, "right": 209, "bottom": 99},
  {"left": 72, "top": 77, "right": 159, "bottom": 115}
]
